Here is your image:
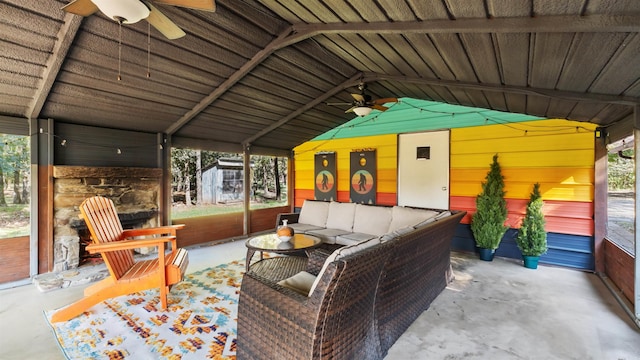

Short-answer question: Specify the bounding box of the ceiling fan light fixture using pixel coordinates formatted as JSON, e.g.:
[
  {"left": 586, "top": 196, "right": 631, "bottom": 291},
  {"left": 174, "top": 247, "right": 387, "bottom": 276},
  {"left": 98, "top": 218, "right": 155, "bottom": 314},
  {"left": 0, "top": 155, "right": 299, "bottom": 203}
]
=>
[
  {"left": 92, "top": 0, "right": 150, "bottom": 24},
  {"left": 353, "top": 106, "right": 372, "bottom": 117}
]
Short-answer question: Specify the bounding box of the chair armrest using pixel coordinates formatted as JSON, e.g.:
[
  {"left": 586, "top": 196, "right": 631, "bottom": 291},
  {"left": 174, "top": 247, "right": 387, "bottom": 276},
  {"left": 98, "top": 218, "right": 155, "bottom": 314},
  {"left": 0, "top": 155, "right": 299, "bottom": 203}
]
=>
[
  {"left": 306, "top": 249, "right": 332, "bottom": 275},
  {"left": 86, "top": 236, "right": 176, "bottom": 254},
  {"left": 121, "top": 224, "right": 185, "bottom": 237},
  {"left": 275, "top": 212, "right": 300, "bottom": 228}
]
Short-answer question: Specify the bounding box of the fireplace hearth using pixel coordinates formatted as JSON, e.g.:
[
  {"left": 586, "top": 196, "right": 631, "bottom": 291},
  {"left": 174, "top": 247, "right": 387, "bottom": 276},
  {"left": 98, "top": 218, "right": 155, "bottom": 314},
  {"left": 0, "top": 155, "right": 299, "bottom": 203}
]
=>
[
  {"left": 52, "top": 166, "right": 162, "bottom": 272},
  {"left": 70, "top": 210, "right": 158, "bottom": 265}
]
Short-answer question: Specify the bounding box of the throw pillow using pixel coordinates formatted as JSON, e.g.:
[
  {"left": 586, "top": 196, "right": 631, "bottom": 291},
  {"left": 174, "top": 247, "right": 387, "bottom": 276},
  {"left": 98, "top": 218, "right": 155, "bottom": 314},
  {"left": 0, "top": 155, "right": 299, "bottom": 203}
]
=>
[{"left": 278, "top": 271, "right": 317, "bottom": 296}]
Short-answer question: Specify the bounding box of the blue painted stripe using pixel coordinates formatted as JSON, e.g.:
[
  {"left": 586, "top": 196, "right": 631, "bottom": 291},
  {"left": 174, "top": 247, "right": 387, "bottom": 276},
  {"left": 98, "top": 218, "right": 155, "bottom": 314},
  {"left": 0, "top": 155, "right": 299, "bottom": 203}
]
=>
[{"left": 451, "top": 224, "right": 594, "bottom": 271}]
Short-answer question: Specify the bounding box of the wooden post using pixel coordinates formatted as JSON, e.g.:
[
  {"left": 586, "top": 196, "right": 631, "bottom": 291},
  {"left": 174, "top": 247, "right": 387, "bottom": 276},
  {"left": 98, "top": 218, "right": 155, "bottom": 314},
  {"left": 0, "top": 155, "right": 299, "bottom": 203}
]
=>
[
  {"left": 289, "top": 150, "right": 295, "bottom": 212},
  {"left": 29, "top": 118, "right": 39, "bottom": 278},
  {"left": 593, "top": 128, "right": 607, "bottom": 273},
  {"left": 243, "top": 144, "right": 251, "bottom": 235},
  {"left": 37, "top": 118, "right": 54, "bottom": 273},
  {"left": 159, "top": 133, "right": 171, "bottom": 226},
  {"left": 634, "top": 105, "right": 640, "bottom": 321}
]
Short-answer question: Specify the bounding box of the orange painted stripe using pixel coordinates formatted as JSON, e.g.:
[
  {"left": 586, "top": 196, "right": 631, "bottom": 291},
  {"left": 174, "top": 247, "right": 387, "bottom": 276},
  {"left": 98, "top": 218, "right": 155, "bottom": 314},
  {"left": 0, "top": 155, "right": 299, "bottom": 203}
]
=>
[
  {"left": 450, "top": 196, "right": 594, "bottom": 236},
  {"left": 294, "top": 189, "right": 397, "bottom": 207}
]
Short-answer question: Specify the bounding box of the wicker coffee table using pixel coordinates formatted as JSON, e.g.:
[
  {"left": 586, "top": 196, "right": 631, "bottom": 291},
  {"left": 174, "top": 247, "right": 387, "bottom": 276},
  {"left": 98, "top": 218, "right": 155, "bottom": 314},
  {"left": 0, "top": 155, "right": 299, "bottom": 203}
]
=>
[{"left": 245, "top": 233, "right": 322, "bottom": 271}]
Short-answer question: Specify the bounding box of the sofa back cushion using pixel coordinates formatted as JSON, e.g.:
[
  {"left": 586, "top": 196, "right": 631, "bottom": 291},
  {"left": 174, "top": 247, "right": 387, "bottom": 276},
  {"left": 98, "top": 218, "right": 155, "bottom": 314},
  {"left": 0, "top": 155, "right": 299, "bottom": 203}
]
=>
[
  {"left": 308, "top": 236, "right": 381, "bottom": 296},
  {"left": 298, "top": 200, "right": 330, "bottom": 228},
  {"left": 325, "top": 201, "right": 357, "bottom": 232},
  {"left": 387, "top": 206, "right": 438, "bottom": 232},
  {"left": 352, "top": 204, "right": 393, "bottom": 236}
]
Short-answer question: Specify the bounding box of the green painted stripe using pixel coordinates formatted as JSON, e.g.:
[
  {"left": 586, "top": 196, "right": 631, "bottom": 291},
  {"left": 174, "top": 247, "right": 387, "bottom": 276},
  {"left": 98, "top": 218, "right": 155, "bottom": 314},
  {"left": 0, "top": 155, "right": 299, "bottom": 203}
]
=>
[{"left": 314, "top": 98, "right": 544, "bottom": 140}]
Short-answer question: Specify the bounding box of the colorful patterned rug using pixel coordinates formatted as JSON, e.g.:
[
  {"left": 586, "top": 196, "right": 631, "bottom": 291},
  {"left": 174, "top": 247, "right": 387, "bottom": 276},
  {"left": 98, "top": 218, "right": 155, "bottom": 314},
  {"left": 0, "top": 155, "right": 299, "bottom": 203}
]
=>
[{"left": 45, "top": 259, "right": 245, "bottom": 359}]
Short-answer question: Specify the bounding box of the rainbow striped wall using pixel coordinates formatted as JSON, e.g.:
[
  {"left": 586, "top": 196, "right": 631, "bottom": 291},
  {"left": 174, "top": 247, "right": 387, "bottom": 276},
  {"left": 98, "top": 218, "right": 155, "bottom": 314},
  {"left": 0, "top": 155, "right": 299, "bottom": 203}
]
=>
[
  {"left": 293, "top": 100, "right": 598, "bottom": 270},
  {"left": 450, "top": 119, "right": 597, "bottom": 270}
]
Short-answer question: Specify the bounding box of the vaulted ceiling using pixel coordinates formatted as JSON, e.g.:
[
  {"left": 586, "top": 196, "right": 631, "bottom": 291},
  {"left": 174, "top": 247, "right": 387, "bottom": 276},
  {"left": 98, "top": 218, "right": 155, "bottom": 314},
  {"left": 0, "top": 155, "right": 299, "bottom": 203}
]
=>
[{"left": 1, "top": 0, "right": 639, "bottom": 152}]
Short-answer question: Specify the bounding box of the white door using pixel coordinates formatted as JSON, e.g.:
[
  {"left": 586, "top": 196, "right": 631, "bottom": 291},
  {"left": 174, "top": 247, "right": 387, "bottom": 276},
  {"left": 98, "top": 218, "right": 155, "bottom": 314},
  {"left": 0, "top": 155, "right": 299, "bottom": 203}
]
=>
[{"left": 398, "top": 131, "right": 450, "bottom": 209}]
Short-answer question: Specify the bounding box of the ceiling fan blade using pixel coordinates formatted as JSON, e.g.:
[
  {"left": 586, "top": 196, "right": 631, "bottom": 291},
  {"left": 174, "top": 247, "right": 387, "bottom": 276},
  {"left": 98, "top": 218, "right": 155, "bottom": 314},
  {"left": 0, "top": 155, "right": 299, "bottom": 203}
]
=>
[
  {"left": 351, "top": 94, "right": 365, "bottom": 102},
  {"left": 153, "top": 0, "right": 216, "bottom": 11},
  {"left": 345, "top": 106, "right": 356, "bottom": 113},
  {"left": 61, "top": 0, "right": 99, "bottom": 16},
  {"left": 326, "top": 102, "right": 353, "bottom": 106},
  {"left": 145, "top": 2, "right": 186, "bottom": 39},
  {"left": 372, "top": 97, "right": 398, "bottom": 105},
  {"left": 372, "top": 104, "right": 389, "bottom": 112}
]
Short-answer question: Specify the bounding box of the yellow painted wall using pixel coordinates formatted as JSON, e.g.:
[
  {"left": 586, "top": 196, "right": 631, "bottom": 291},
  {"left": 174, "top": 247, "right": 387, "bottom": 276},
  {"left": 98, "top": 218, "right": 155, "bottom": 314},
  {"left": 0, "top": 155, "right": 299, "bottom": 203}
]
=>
[
  {"left": 450, "top": 119, "right": 597, "bottom": 202},
  {"left": 294, "top": 134, "right": 398, "bottom": 198}
]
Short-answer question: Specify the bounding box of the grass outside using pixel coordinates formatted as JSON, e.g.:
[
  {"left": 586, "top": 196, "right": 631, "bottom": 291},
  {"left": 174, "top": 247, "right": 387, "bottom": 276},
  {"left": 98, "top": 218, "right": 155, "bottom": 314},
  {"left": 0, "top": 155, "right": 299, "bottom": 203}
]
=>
[
  {"left": 0, "top": 203, "right": 30, "bottom": 238},
  {"left": 172, "top": 199, "right": 288, "bottom": 220}
]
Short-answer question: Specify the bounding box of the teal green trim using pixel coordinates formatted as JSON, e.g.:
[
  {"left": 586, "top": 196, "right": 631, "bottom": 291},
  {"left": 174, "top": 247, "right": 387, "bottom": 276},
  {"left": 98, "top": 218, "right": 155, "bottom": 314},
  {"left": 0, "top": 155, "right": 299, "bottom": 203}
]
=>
[{"left": 314, "top": 98, "right": 544, "bottom": 140}]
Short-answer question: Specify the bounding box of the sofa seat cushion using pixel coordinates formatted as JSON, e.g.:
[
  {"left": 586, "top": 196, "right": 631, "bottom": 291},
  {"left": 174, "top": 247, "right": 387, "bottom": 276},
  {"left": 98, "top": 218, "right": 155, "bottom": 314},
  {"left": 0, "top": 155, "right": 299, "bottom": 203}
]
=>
[
  {"left": 335, "top": 232, "right": 377, "bottom": 246},
  {"left": 387, "top": 206, "right": 438, "bottom": 232},
  {"left": 277, "top": 271, "right": 316, "bottom": 296},
  {"left": 352, "top": 204, "right": 392, "bottom": 236},
  {"left": 298, "top": 200, "right": 330, "bottom": 228},
  {"left": 306, "top": 228, "right": 352, "bottom": 244},
  {"left": 289, "top": 223, "right": 326, "bottom": 233},
  {"left": 325, "top": 201, "right": 357, "bottom": 232}
]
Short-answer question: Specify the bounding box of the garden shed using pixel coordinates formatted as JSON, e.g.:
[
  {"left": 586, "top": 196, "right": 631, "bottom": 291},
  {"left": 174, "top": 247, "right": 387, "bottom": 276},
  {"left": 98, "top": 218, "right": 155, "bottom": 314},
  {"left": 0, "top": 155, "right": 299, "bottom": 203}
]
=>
[{"left": 202, "top": 158, "right": 247, "bottom": 204}]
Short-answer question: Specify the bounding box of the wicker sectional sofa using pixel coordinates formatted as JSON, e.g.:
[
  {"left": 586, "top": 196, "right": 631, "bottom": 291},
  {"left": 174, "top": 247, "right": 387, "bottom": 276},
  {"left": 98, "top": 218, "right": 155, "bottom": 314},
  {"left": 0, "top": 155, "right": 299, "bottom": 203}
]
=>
[{"left": 237, "top": 200, "right": 465, "bottom": 360}]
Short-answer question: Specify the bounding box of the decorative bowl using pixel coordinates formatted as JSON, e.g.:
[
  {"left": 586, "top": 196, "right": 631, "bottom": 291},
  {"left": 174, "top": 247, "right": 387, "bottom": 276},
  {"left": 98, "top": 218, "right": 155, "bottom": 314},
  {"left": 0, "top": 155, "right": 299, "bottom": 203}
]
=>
[{"left": 277, "top": 235, "right": 293, "bottom": 242}]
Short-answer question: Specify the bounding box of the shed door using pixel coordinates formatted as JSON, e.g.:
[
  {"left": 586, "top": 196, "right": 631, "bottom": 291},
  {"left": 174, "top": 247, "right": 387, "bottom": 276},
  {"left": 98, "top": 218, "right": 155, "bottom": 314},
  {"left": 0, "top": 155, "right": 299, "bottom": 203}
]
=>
[{"left": 398, "top": 131, "right": 450, "bottom": 209}]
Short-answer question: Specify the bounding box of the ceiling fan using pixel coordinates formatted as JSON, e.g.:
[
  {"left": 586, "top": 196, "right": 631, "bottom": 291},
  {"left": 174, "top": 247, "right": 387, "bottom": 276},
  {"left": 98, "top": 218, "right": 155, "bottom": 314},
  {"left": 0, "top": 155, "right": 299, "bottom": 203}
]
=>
[
  {"left": 61, "top": 0, "right": 216, "bottom": 39},
  {"left": 326, "top": 82, "right": 398, "bottom": 117}
]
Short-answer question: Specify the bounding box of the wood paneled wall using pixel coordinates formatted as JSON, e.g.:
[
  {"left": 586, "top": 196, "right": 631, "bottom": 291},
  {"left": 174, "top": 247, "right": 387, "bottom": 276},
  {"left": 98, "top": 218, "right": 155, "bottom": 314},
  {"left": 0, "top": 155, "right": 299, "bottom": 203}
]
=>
[
  {"left": 174, "top": 205, "right": 290, "bottom": 248},
  {"left": 0, "top": 236, "right": 30, "bottom": 283},
  {"left": 604, "top": 240, "right": 635, "bottom": 305}
]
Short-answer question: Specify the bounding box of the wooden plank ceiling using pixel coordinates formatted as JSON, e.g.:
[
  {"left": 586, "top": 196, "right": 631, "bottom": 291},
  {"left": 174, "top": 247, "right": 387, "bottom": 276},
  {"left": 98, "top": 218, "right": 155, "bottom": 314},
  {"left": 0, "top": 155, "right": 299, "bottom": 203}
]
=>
[{"left": 0, "top": 0, "right": 639, "bottom": 152}]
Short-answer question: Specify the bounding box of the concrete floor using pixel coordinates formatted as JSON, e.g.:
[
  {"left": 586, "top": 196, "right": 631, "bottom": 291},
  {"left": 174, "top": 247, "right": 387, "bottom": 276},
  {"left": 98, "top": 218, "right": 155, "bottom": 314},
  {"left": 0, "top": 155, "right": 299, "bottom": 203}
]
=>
[{"left": 1, "top": 240, "right": 639, "bottom": 360}]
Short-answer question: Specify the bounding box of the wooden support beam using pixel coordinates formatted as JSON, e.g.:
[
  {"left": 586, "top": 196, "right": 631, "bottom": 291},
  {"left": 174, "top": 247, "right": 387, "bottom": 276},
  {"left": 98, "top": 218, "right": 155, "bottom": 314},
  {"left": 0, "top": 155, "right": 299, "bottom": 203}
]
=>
[
  {"left": 28, "top": 13, "right": 82, "bottom": 120},
  {"left": 363, "top": 73, "right": 640, "bottom": 106},
  {"left": 242, "top": 72, "right": 364, "bottom": 146},
  {"left": 164, "top": 26, "right": 295, "bottom": 135},
  {"left": 297, "top": 14, "right": 640, "bottom": 36}
]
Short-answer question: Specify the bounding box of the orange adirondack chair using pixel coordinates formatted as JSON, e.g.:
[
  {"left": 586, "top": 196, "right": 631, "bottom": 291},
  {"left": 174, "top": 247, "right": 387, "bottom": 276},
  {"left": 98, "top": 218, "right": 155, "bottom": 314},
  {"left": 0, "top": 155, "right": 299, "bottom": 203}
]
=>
[{"left": 51, "top": 196, "right": 189, "bottom": 323}]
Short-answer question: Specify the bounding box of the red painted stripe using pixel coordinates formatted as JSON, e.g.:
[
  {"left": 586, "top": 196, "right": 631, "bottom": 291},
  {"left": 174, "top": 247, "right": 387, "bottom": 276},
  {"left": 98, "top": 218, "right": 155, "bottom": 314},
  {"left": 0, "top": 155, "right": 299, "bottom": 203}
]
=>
[
  {"left": 450, "top": 196, "right": 594, "bottom": 236},
  {"left": 294, "top": 189, "right": 397, "bottom": 207}
]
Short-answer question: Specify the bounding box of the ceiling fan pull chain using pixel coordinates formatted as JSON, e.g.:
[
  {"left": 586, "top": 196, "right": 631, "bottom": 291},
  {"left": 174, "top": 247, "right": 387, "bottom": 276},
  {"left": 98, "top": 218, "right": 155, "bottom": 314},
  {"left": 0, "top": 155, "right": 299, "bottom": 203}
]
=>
[
  {"left": 117, "top": 21, "right": 122, "bottom": 81},
  {"left": 147, "top": 21, "right": 151, "bottom": 78}
]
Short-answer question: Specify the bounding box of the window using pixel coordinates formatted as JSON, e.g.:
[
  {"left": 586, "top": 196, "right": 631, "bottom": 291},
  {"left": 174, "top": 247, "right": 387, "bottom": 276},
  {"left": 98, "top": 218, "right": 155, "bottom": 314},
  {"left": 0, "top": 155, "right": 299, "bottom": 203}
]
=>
[
  {"left": 606, "top": 135, "right": 634, "bottom": 254},
  {"left": 171, "top": 148, "right": 288, "bottom": 219},
  {"left": 0, "top": 134, "right": 30, "bottom": 239},
  {"left": 249, "top": 155, "right": 288, "bottom": 210}
]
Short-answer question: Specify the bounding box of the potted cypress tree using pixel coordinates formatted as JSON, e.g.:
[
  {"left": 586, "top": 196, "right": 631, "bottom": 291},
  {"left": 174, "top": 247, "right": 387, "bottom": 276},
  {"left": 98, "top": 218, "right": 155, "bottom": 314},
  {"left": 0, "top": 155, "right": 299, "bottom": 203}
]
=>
[
  {"left": 471, "top": 154, "right": 508, "bottom": 261},
  {"left": 516, "top": 183, "right": 547, "bottom": 269}
]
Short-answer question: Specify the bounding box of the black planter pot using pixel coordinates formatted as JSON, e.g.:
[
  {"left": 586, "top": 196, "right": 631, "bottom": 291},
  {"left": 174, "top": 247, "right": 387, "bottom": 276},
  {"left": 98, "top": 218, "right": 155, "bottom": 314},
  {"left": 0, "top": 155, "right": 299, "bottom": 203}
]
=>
[{"left": 478, "top": 248, "right": 495, "bottom": 261}]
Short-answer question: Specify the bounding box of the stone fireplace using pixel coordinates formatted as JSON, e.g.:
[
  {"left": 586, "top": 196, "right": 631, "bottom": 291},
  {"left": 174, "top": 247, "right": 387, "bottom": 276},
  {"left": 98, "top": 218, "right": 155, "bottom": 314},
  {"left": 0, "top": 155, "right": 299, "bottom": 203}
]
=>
[{"left": 52, "top": 166, "right": 162, "bottom": 272}]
